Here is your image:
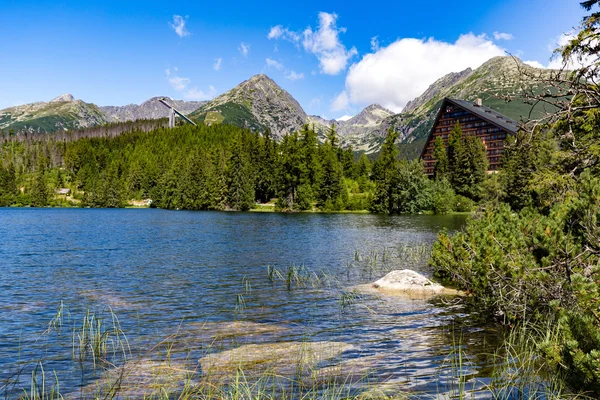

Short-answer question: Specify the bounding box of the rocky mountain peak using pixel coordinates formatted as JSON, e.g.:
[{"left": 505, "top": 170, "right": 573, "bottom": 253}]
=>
[
  {"left": 51, "top": 93, "right": 75, "bottom": 103},
  {"left": 342, "top": 104, "right": 395, "bottom": 127},
  {"left": 190, "top": 73, "right": 307, "bottom": 139}
]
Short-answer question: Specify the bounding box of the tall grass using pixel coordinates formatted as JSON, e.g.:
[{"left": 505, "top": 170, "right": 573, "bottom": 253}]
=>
[
  {"left": 13, "top": 304, "right": 591, "bottom": 400},
  {"left": 20, "top": 363, "right": 62, "bottom": 400},
  {"left": 437, "top": 322, "right": 592, "bottom": 400},
  {"left": 72, "top": 307, "right": 130, "bottom": 368}
]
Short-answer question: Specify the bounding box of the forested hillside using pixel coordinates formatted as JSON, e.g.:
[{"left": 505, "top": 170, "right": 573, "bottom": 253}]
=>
[{"left": 0, "top": 120, "right": 490, "bottom": 214}]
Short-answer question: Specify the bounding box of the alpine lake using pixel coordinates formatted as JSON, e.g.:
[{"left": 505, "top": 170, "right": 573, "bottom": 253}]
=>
[{"left": 0, "top": 208, "right": 511, "bottom": 399}]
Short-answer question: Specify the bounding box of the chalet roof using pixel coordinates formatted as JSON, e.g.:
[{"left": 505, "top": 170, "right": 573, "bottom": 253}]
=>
[{"left": 447, "top": 98, "right": 520, "bottom": 134}]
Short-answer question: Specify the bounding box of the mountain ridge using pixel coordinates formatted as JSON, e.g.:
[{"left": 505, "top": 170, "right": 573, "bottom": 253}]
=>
[{"left": 0, "top": 56, "right": 562, "bottom": 156}]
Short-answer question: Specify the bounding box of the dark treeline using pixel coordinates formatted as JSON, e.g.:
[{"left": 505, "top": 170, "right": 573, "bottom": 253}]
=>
[
  {"left": 0, "top": 123, "right": 369, "bottom": 211},
  {"left": 0, "top": 118, "right": 168, "bottom": 145},
  {"left": 0, "top": 116, "right": 493, "bottom": 213}
]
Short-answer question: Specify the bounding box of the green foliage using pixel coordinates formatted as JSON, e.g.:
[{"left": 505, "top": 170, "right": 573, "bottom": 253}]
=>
[
  {"left": 433, "top": 136, "right": 449, "bottom": 180},
  {"left": 254, "top": 130, "right": 278, "bottom": 203},
  {"left": 431, "top": 158, "right": 600, "bottom": 394},
  {"left": 392, "top": 159, "right": 432, "bottom": 214},
  {"left": 318, "top": 143, "right": 344, "bottom": 207},
  {"left": 30, "top": 160, "right": 50, "bottom": 207},
  {"left": 0, "top": 161, "right": 17, "bottom": 206},
  {"left": 447, "top": 122, "right": 488, "bottom": 200},
  {"left": 370, "top": 128, "right": 399, "bottom": 213},
  {"left": 430, "top": 178, "right": 455, "bottom": 214},
  {"left": 226, "top": 133, "right": 255, "bottom": 211}
]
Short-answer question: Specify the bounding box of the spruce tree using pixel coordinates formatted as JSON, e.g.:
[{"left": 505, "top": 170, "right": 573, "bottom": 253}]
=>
[
  {"left": 30, "top": 170, "right": 49, "bottom": 207},
  {"left": 318, "top": 143, "right": 344, "bottom": 209},
  {"left": 447, "top": 122, "right": 488, "bottom": 200},
  {"left": 433, "top": 136, "right": 449, "bottom": 180},
  {"left": 447, "top": 122, "right": 463, "bottom": 182},
  {"left": 370, "top": 128, "right": 399, "bottom": 213},
  {"left": 356, "top": 153, "right": 372, "bottom": 179},
  {"left": 227, "top": 134, "right": 255, "bottom": 211},
  {"left": 327, "top": 123, "right": 338, "bottom": 148},
  {"left": 299, "top": 125, "right": 321, "bottom": 193},
  {"left": 500, "top": 132, "right": 538, "bottom": 210},
  {"left": 31, "top": 157, "right": 50, "bottom": 207},
  {"left": 342, "top": 147, "right": 356, "bottom": 179},
  {"left": 277, "top": 132, "right": 302, "bottom": 209},
  {"left": 255, "top": 130, "right": 277, "bottom": 203}
]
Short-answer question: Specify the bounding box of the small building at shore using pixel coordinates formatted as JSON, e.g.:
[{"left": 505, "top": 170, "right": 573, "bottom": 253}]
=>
[{"left": 420, "top": 98, "right": 519, "bottom": 175}]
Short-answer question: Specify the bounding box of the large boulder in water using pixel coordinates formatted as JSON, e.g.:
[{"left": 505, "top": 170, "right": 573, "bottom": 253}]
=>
[
  {"left": 372, "top": 269, "right": 445, "bottom": 293},
  {"left": 355, "top": 269, "right": 462, "bottom": 299}
]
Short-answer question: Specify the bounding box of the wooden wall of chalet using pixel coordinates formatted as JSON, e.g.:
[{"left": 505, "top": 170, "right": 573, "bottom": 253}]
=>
[{"left": 421, "top": 102, "right": 509, "bottom": 175}]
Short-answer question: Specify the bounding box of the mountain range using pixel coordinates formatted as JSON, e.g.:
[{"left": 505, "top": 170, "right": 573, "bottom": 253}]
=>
[{"left": 0, "top": 56, "right": 559, "bottom": 155}]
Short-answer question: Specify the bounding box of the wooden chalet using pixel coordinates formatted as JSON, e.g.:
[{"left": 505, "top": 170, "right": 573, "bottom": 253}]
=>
[{"left": 420, "top": 98, "right": 520, "bottom": 175}]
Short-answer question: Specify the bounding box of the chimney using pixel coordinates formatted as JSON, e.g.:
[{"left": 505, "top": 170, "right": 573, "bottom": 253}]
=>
[{"left": 474, "top": 98, "right": 483, "bottom": 107}]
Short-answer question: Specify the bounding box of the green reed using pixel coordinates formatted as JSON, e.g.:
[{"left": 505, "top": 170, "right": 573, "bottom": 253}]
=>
[
  {"left": 71, "top": 307, "right": 130, "bottom": 368},
  {"left": 20, "top": 363, "right": 62, "bottom": 400}
]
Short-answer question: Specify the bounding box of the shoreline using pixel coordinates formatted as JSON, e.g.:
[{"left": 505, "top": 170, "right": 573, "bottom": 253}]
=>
[{"left": 0, "top": 204, "right": 472, "bottom": 216}]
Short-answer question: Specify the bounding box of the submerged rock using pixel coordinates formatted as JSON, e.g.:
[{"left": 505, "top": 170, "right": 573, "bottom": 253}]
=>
[
  {"left": 70, "top": 358, "right": 199, "bottom": 399},
  {"left": 200, "top": 341, "right": 355, "bottom": 383},
  {"left": 356, "top": 269, "right": 463, "bottom": 299},
  {"left": 188, "top": 321, "right": 287, "bottom": 340}
]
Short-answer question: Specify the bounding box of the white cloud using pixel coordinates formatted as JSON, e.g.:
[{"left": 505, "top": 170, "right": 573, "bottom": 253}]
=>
[
  {"left": 524, "top": 60, "right": 546, "bottom": 69},
  {"left": 331, "top": 91, "right": 349, "bottom": 112},
  {"left": 344, "top": 33, "right": 506, "bottom": 112},
  {"left": 268, "top": 25, "right": 300, "bottom": 42},
  {"left": 213, "top": 58, "right": 222, "bottom": 71},
  {"left": 370, "top": 36, "right": 380, "bottom": 51},
  {"left": 166, "top": 67, "right": 215, "bottom": 100},
  {"left": 284, "top": 70, "right": 304, "bottom": 80},
  {"left": 493, "top": 32, "right": 514, "bottom": 41},
  {"left": 170, "top": 15, "right": 189, "bottom": 38},
  {"left": 238, "top": 42, "right": 250, "bottom": 57},
  {"left": 185, "top": 85, "right": 217, "bottom": 100},
  {"left": 336, "top": 115, "right": 353, "bottom": 121},
  {"left": 265, "top": 58, "right": 284, "bottom": 70},
  {"left": 302, "top": 12, "right": 358, "bottom": 75},
  {"left": 525, "top": 32, "right": 596, "bottom": 71},
  {"left": 165, "top": 67, "right": 190, "bottom": 91}
]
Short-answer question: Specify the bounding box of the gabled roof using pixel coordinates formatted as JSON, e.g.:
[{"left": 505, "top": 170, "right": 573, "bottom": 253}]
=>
[
  {"left": 449, "top": 98, "right": 519, "bottom": 134},
  {"left": 419, "top": 97, "right": 520, "bottom": 160}
]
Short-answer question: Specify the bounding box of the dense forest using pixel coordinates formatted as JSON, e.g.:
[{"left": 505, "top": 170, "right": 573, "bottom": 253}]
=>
[{"left": 0, "top": 120, "right": 490, "bottom": 213}]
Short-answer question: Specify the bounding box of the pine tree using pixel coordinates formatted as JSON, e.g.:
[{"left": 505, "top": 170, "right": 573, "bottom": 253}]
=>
[
  {"left": 277, "top": 132, "right": 302, "bottom": 209},
  {"left": 500, "top": 132, "right": 541, "bottom": 210},
  {"left": 30, "top": 167, "right": 49, "bottom": 207},
  {"left": 299, "top": 125, "right": 321, "bottom": 192},
  {"left": 356, "top": 153, "right": 371, "bottom": 179},
  {"left": 255, "top": 130, "right": 277, "bottom": 203},
  {"left": 227, "top": 134, "right": 255, "bottom": 211},
  {"left": 341, "top": 147, "right": 356, "bottom": 179},
  {"left": 447, "top": 122, "right": 463, "bottom": 182},
  {"left": 327, "top": 123, "right": 338, "bottom": 148},
  {"left": 318, "top": 142, "right": 344, "bottom": 209},
  {"left": 433, "top": 136, "right": 449, "bottom": 180},
  {"left": 0, "top": 162, "right": 17, "bottom": 206},
  {"left": 370, "top": 128, "right": 399, "bottom": 213},
  {"left": 447, "top": 123, "right": 487, "bottom": 200}
]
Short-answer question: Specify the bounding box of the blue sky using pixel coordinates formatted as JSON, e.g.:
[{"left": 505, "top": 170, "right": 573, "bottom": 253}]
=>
[{"left": 0, "top": 0, "right": 587, "bottom": 118}]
